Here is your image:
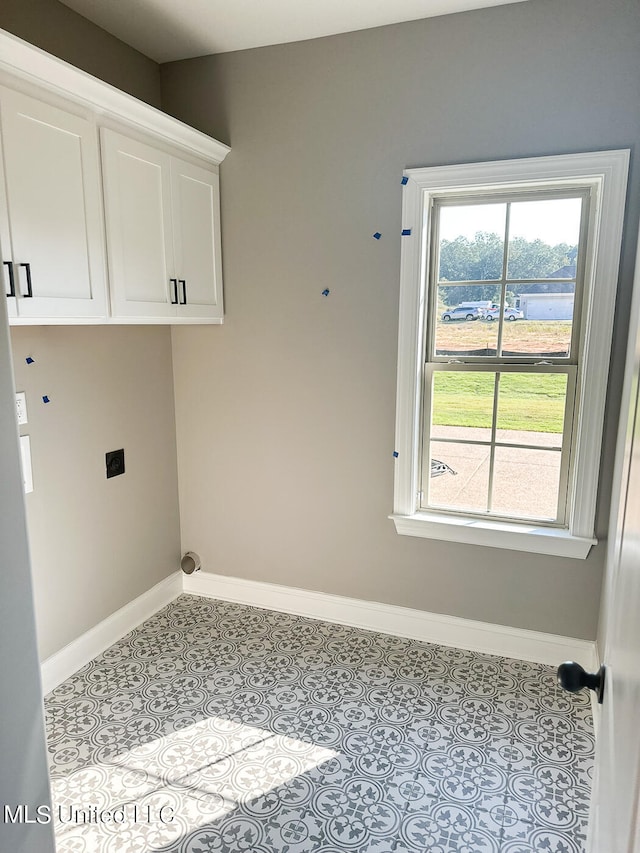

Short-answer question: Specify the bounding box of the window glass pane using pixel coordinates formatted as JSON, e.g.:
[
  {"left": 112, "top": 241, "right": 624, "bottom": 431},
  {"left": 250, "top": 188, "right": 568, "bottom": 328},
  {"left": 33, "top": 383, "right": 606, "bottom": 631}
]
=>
[
  {"left": 505, "top": 198, "right": 580, "bottom": 357},
  {"left": 491, "top": 447, "right": 561, "bottom": 520},
  {"left": 436, "top": 285, "right": 499, "bottom": 357},
  {"left": 432, "top": 371, "right": 495, "bottom": 443},
  {"left": 496, "top": 373, "right": 567, "bottom": 446},
  {"left": 428, "top": 441, "right": 489, "bottom": 512},
  {"left": 501, "top": 307, "right": 573, "bottom": 358},
  {"left": 507, "top": 197, "right": 582, "bottom": 281},
  {"left": 438, "top": 203, "right": 506, "bottom": 282}
]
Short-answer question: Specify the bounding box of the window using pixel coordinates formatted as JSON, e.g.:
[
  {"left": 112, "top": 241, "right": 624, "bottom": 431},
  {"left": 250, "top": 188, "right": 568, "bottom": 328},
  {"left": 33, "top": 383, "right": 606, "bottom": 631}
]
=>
[{"left": 392, "top": 151, "right": 629, "bottom": 558}]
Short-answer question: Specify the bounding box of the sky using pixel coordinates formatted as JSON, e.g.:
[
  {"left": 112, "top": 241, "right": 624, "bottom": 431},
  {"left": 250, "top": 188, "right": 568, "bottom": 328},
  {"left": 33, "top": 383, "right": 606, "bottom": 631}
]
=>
[{"left": 439, "top": 197, "right": 582, "bottom": 246}]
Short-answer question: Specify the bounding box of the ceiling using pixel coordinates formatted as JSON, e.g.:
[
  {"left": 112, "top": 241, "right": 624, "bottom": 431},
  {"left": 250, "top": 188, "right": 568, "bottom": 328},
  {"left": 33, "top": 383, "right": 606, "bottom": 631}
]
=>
[{"left": 57, "top": 0, "right": 526, "bottom": 64}]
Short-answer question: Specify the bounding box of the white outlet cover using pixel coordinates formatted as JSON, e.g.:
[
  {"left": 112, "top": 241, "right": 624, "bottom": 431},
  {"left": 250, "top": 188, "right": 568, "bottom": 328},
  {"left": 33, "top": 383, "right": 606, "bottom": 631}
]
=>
[
  {"left": 16, "top": 391, "right": 27, "bottom": 425},
  {"left": 20, "top": 435, "right": 33, "bottom": 494}
]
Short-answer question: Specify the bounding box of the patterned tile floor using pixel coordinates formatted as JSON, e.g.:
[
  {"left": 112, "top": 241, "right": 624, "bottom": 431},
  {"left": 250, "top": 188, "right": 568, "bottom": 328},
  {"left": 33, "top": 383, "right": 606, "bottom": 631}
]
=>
[{"left": 45, "top": 595, "right": 594, "bottom": 853}]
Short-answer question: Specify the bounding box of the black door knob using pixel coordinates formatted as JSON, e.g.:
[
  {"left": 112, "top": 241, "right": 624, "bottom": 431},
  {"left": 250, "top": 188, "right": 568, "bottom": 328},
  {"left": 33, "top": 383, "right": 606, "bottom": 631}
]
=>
[{"left": 557, "top": 661, "right": 605, "bottom": 704}]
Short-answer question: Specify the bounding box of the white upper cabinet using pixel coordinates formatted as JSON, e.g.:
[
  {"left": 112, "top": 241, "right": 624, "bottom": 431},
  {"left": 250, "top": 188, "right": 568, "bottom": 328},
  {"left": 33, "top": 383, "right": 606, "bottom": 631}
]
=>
[
  {"left": 101, "top": 130, "right": 224, "bottom": 322},
  {"left": 0, "top": 112, "right": 15, "bottom": 320},
  {"left": 0, "top": 29, "right": 230, "bottom": 325},
  {"left": 171, "top": 159, "right": 223, "bottom": 322},
  {"left": 101, "top": 130, "right": 176, "bottom": 319},
  {"left": 0, "top": 87, "right": 107, "bottom": 321}
]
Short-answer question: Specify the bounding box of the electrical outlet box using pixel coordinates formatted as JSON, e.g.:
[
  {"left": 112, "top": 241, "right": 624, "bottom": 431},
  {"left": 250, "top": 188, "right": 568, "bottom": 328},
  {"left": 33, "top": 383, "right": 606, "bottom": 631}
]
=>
[
  {"left": 106, "top": 448, "right": 125, "bottom": 479},
  {"left": 16, "top": 391, "right": 27, "bottom": 425}
]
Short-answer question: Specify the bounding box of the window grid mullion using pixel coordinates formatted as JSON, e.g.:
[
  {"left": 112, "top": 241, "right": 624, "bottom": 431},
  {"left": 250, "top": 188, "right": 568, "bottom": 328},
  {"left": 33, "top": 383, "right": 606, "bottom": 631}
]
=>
[
  {"left": 431, "top": 437, "right": 564, "bottom": 453},
  {"left": 435, "top": 277, "right": 578, "bottom": 287},
  {"left": 486, "top": 372, "right": 501, "bottom": 512},
  {"left": 496, "top": 202, "right": 511, "bottom": 359}
]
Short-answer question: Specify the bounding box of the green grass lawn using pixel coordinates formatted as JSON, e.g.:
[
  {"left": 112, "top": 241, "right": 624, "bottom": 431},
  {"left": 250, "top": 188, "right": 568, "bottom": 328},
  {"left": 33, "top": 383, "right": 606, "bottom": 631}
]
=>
[{"left": 432, "top": 372, "right": 567, "bottom": 433}]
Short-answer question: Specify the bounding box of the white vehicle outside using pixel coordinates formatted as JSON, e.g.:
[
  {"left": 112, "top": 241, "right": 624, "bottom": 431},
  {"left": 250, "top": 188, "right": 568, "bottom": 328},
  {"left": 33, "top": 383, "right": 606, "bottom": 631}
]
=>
[{"left": 483, "top": 306, "right": 524, "bottom": 321}]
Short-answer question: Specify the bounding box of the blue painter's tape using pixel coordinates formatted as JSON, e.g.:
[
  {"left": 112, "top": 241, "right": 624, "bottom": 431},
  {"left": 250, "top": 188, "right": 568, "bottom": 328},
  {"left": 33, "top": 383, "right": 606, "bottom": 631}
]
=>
[
  {"left": 401, "top": 228, "right": 412, "bottom": 236},
  {"left": 42, "top": 395, "right": 50, "bottom": 404},
  {"left": 26, "top": 357, "right": 34, "bottom": 364},
  {"left": 322, "top": 288, "right": 330, "bottom": 297},
  {"left": 373, "top": 232, "right": 382, "bottom": 240},
  {"left": 393, "top": 451, "right": 399, "bottom": 458},
  {"left": 401, "top": 176, "right": 409, "bottom": 185}
]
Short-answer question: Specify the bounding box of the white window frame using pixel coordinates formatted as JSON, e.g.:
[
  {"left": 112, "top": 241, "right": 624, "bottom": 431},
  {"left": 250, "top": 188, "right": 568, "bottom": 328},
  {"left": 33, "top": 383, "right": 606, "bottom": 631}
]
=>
[{"left": 391, "top": 150, "right": 629, "bottom": 559}]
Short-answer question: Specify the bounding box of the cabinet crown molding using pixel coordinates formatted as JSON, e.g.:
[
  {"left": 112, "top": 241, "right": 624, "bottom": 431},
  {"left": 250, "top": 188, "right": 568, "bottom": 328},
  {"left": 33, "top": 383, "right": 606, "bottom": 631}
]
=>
[{"left": 0, "top": 28, "right": 230, "bottom": 166}]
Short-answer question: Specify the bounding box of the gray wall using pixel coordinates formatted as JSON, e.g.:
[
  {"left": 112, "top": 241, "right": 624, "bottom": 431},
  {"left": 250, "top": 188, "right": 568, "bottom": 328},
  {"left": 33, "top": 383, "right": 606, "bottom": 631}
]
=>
[
  {"left": 0, "top": 294, "right": 55, "bottom": 852},
  {"left": 1, "top": 1, "right": 179, "bottom": 661},
  {"left": 11, "top": 327, "right": 181, "bottom": 660},
  {"left": 161, "top": 0, "right": 640, "bottom": 640},
  {"left": 0, "top": 0, "right": 161, "bottom": 106}
]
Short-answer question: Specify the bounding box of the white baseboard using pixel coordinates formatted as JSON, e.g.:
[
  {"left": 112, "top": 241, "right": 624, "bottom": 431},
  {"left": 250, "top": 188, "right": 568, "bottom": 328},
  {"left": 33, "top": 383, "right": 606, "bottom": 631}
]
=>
[
  {"left": 41, "top": 568, "right": 597, "bottom": 694},
  {"left": 41, "top": 571, "right": 182, "bottom": 695},
  {"left": 184, "top": 571, "right": 598, "bottom": 670}
]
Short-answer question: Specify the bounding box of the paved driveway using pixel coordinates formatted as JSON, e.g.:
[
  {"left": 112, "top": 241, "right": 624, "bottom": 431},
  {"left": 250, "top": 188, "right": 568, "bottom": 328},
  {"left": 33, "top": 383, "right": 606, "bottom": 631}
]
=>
[{"left": 429, "top": 427, "right": 562, "bottom": 520}]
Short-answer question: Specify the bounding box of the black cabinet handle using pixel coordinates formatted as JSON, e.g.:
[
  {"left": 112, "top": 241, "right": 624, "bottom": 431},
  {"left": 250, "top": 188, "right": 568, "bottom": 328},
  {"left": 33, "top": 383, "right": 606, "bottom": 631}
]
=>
[
  {"left": 19, "top": 263, "right": 33, "bottom": 298},
  {"left": 179, "top": 279, "right": 187, "bottom": 305},
  {"left": 170, "top": 278, "right": 178, "bottom": 305},
  {"left": 3, "top": 261, "right": 15, "bottom": 298}
]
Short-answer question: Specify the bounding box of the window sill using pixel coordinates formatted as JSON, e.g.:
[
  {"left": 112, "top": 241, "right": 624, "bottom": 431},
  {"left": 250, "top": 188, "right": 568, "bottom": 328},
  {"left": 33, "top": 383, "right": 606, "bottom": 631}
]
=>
[{"left": 390, "top": 511, "right": 596, "bottom": 559}]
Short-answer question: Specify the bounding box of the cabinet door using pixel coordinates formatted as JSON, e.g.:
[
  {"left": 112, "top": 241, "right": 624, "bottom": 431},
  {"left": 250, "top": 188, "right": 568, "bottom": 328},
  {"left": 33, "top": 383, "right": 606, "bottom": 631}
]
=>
[
  {"left": 0, "top": 87, "right": 107, "bottom": 320},
  {"left": 0, "top": 129, "right": 16, "bottom": 319},
  {"left": 170, "top": 158, "right": 224, "bottom": 321},
  {"left": 101, "top": 129, "right": 176, "bottom": 319}
]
